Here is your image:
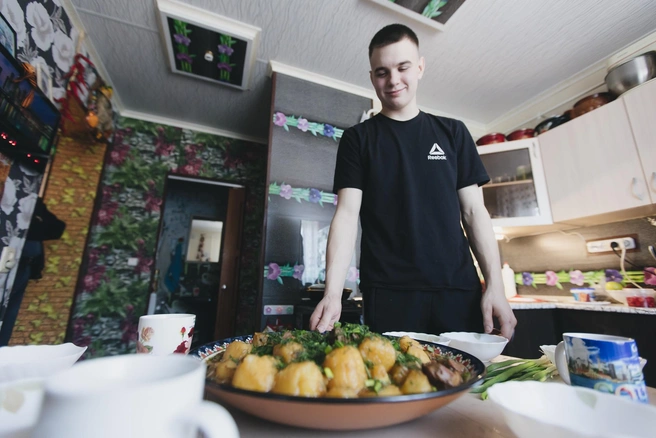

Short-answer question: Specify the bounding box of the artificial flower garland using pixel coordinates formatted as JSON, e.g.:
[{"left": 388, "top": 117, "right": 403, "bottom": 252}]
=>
[
  {"left": 269, "top": 182, "right": 337, "bottom": 206},
  {"left": 516, "top": 268, "right": 654, "bottom": 289},
  {"left": 272, "top": 112, "right": 344, "bottom": 141},
  {"left": 264, "top": 263, "right": 360, "bottom": 285}
]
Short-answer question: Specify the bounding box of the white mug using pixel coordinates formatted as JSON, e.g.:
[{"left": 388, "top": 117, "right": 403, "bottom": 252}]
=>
[
  {"left": 137, "top": 313, "right": 196, "bottom": 355},
  {"left": 32, "top": 354, "right": 239, "bottom": 438}
]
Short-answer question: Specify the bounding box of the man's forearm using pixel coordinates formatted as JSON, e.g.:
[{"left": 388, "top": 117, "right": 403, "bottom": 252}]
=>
[
  {"left": 461, "top": 201, "right": 503, "bottom": 293},
  {"left": 323, "top": 209, "right": 359, "bottom": 298}
]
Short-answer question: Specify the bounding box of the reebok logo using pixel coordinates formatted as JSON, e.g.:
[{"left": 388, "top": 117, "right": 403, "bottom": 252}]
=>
[{"left": 427, "top": 143, "right": 446, "bottom": 160}]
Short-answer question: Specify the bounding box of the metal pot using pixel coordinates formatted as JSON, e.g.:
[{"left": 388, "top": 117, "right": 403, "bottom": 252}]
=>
[{"left": 605, "top": 51, "right": 656, "bottom": 96}]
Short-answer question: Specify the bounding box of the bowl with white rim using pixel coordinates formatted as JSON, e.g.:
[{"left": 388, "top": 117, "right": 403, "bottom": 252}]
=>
[
  {"left": 488, "top": 381, "right": 656, "bottom": 438},
  {"left": 439, "top": 332, "right": 508, "bottom": 362},
  {"left": 0, "top": 343, "right": 87, "bottom": 384},
  {"left": 383, "top": 331, "right": 451, "bottom": 346}
]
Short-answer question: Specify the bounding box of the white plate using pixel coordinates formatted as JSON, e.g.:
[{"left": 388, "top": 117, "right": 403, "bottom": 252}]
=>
[{"left": 382, "top": 331, "right": 451, "bottom": 346}]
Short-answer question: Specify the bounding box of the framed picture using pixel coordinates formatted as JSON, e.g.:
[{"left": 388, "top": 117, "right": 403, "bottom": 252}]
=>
[
  {"left": 0, "top": 12, "right": 16, "bottom": 57},
  {"left": 156, "top": 0, "right": 260, "bottom": 90},
  {"left": 369, "top": 0, "right": 467, "bottom": 32},
  {"left": 36, "top": 63, "right": 53, "bottom": 103}
]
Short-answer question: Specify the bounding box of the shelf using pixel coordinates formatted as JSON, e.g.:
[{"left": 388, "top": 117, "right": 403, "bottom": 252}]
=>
[{"left": 485, "top": 179, "right": 534, "bottom": 188}]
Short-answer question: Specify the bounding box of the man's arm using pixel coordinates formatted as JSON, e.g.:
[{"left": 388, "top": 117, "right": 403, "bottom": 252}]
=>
[
  {"left": 458, "top": 184, "right": 517, "bottom": 339},
  {"left": 310, "top": 188, "right": 362, "bottom": 332}
]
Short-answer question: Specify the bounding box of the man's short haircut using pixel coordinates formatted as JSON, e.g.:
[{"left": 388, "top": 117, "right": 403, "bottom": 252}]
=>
[{"left": 368, "top": 24, "right": 419, "bottom": 58}]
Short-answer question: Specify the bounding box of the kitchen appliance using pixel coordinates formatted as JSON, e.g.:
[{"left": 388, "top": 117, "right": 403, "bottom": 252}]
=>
[
  {"left": 571, "top": 92, "right": 614, "bottom": 119},
  {"left": 476, "top": 133, "right": 506, "bottom": 146},
  {"left": 605, "top": 51, "right": 656, "bottom": 96},
  {"left": 506, "top": 129, "right": 534, "bottom": 141}
]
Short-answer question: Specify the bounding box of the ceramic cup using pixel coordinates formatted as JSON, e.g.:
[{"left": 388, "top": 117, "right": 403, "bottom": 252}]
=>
[
  {"left": 137, "top": 313, "right": 196, "bottom": 355},
  {"left": 554, "top": 333, "right": 648, "bottom": 403},
  {"left": 32, "top": 354, "right": 239, "bottom": 438}
]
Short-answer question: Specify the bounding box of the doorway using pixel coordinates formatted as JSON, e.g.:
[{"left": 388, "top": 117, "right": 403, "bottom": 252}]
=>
[{"left": 150, "top": 175, "right": 245, "bottom": 347}]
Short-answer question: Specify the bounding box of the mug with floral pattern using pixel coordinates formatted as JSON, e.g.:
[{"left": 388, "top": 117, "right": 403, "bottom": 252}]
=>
[{"left": 136, "top": 314, "right": 196, "bottom": 355}]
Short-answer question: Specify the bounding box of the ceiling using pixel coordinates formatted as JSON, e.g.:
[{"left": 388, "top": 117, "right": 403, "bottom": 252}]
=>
[{"left": 68, "top": 0, "right": 656, "bottom": 143}]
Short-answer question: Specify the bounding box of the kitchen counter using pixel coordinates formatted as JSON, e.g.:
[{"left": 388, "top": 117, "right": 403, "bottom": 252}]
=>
[
  {"left": 216, "top": 383, "right": 656, "bottom": 437},
  {"left": 508, "top": 295, "right": 656, "bottom": 315}
]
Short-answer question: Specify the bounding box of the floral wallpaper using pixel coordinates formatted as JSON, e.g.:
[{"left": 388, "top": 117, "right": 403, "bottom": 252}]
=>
[
  {"left": 2, "top": 0, "right": 80, "bottom": 104},
  {"left": 0, "top": 153, "right": 42, "bottom": 324},
  {"left": 68, "top": 117, "right": 267, "bottom": 358}
]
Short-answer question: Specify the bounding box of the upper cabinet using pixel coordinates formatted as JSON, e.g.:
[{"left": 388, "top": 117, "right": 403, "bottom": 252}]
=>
[
  {"left": 622, "top": 78, "right": 656, "bottom": 203},
  {"left": 538, "top": 97, "right": 654, "bottom": 224},
  {"left": 478, "top": 138, "right": 553, "bottom": 227}
]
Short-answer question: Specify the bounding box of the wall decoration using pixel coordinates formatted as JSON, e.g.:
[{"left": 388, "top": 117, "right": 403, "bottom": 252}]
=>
[
  {"left": 369, "top": 0, "right": 467, "bottom": 32},
  {"left": 272, "top": 112, "right": 344, "bottom": 141},
  {"left": 156, "top": 0, "right": 260, "bottom": 90},
  {"left": 516, "top": 268, "right": 653, "bottom": 289},
  {"left": 0, "top": 11, "right": 16, "bottom": 57},
  {"left": 269, "top": 182, "right": 337, "bottom": 207}
]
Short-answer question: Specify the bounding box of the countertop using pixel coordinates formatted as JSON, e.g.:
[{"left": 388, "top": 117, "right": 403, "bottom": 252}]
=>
[
  {"left": 217, "top": 382, "right": 656, "bottom": 437},
  {"left": 508, "top": 295, "right": 656, "bottom": 315}
]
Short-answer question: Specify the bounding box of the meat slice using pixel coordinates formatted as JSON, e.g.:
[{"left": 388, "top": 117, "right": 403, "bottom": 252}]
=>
[
  {"left": 422, "top": 362, "right": 463, "bottom": 388},
  {"left": 447, "top": 358, "right": 467, "bottom": 374}
]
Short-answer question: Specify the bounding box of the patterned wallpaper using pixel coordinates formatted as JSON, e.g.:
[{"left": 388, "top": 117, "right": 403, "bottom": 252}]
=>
[{"left": 67, "top": 117, "right": 267, "bottom": 358}]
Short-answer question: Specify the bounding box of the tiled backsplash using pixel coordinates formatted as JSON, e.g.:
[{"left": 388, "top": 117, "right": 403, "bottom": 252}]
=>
[{"left": 499, "top": 217, "right": 656, "bottom": 295}]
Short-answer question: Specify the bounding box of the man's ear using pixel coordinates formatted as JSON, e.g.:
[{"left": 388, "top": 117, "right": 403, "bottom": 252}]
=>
[{"left": 418, "top": 56, "right": 425, "bottom": 79}]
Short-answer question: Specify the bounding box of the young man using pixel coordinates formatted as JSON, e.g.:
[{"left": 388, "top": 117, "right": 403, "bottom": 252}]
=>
[{"left": 309, "top": 24, "right": 517, "bottom": 339}]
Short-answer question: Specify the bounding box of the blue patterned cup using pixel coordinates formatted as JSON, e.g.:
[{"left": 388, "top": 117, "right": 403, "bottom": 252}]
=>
[{"left": 555, "top": 333, "right": 648, "bottom": 403}]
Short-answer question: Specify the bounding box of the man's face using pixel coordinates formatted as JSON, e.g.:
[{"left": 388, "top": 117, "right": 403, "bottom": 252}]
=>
[{"left": 369, "top": 38, "right": 424, "bottom": 112}]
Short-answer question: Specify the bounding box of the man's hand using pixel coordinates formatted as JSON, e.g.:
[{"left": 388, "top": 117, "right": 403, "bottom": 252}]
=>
[
  {"left": 481, "top": 284, "right": 517, "bottom": 340},
  {"left": 309, "top": 295, "right": 342, "bottom": 333}
]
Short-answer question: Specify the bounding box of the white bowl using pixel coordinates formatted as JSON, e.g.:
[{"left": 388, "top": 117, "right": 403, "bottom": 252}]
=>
[
  {"left": 488, "top": 381, "right": 656, "bottom": 438},
  {"left": 0, "top": 378, "right": 45, "bottom": 437},
  {"left": 0, "top": 343, "right": 87, "bottom": 384},
  {"left": 382, "top": 331, "right": 451, "bottom": 346},
  {"left": 439, "top": 332, "right": 508, "bottom": 362}
]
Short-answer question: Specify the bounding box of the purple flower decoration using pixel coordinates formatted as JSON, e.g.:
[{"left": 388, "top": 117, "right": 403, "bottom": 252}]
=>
[
  {"left": 173, "top": 34, "right": 191, "bottom": 46},
  {"left": 308, "top": 188, "right": 321, "bottom": 203},
  {"left": 217, "top": 62, "right": 233, "bottom": 72},
  {"left": 605, "top": 269, "right": 623, "bottom": 283},
  {"left": 522, "top": 272, "right": 533, "bottom": 286},
  {"left": 279, "top": 184, "right": 292, "bottom": 200},
  {"left": 293, "top": 264, "right": 304, "bottom": 280},
  {"left": 267, "top": 263, "right": 281, "bottom": 280},
  {"left": 346, "top": 267, "right": 359, "bottom": 283},
  {"left": 569, "top": 270, "right": 584, "bottom": 286},
  {"left": 273, "top": 112, "right": 287, "bottom": 127},
  {"left": 176, "top": 53, "right": 193, "bottom": 63},
  {"left": 217, "top": 44, "right": 234, "bottom": 56},
  {"left": 297, "top": 118, "right": 309, "bottom": 132},
  {"left": 545, "top": 271, "right": 558, "bottom": 286},
  {"left": 323, "top": 124, "right": 335, "bottom": 138}
]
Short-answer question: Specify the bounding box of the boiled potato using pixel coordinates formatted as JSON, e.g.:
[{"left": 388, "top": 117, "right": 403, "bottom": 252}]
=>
[
  {"left": 406, "top": 345, "right": 431, "bottom": 364},
  {"left": 359, "top": 336, "right": 396, "bottom": 371},
  {"left": 371, "top": 364, "right": 391, "bottom": 385},
  {"left": 232, "top": 354, "right": 279, "bottom": 392},
  {"left": 399, "top": 335, "right": 421, "bottom": 353},
  {"left": 252, "top": 332, "right": 268, "bottom": 347},
  {"left": 359, "top": 385, "right": 403, "bottom": 397},
  {"left": 272, "top": 361, "right": 326, "bottom": 397},
  {"left": 210, "top": 359, "right": 238, "bottom": 384},
  {"left": 401, "top": 369, "right": 432, "bottom": 394},
  {"left": 223, "top": 341, "right": 252, "bottom": 363},
  {"left": 273, "top": 341, "right": 304, "bottom": 364},
  {"left": 325, "top": 387, "right": 360, "bottom": 398},
  {"left": 323, "top": 346, "right": 367, "bottom": 391}
]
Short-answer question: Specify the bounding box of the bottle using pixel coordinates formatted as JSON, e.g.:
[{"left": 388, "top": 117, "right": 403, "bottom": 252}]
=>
[{"left": 502, "top": 263, "right": 517, "bottom": 299}]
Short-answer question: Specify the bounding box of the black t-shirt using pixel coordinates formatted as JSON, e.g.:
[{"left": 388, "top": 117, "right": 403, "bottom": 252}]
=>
[{"left": 333, "top": 111, "right": 489, "bottom": 291}]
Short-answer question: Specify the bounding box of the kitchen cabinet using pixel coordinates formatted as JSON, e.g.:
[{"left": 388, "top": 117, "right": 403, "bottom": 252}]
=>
[
  {"left": 622, "top": 78, "right": 656, "bottom": 203},
  {"left": 477, "top": 138, "right": 553, "bottom": 227},
  {"left": 538, "top": 99, "right": 654, "bottom": 224}
]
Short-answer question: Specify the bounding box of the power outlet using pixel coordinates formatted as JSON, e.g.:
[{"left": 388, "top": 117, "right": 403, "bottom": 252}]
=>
[
  {"left": 586, "top": 237, "right": 636, "bottom": 254},
  {"left": 0, "top": 246, "right": 17, "bottom": 273}
]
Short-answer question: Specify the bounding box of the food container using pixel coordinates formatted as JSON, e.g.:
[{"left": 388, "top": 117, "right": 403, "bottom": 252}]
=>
[
  {"left": 476, "top": 133, "right": 506, "bottom": 146},
  {"left": 606, "top": 288, "right": 656, "bottom": 307},
  {"left": 533, "top": 114, "right": 569, "bottom": 135},
  {"left": 605, "top": 51, "right": 656, "bottom": 96},
  {"left": 570, "top": 288, "right": 596, "bottom": 302},
  {"left": 506, "top": 129, "right": 534, "bottom": 141},
  {"left": 571, "top": 92, "right": 614, "bottom": 119}
]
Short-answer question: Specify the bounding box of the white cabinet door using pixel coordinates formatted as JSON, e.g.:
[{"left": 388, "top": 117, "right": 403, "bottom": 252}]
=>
[
  {"left": 623, "top": 78, "right": 656, "bottom": 203},
  {"left": 539, "top": 99, "right": 651, "bottom": 223}
]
